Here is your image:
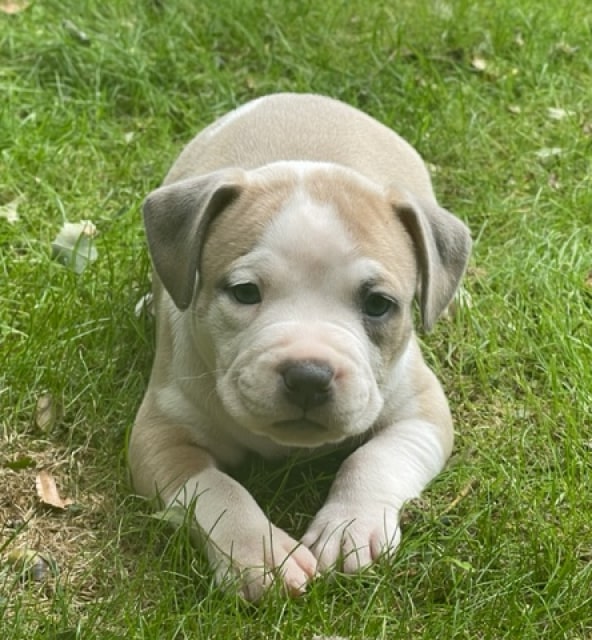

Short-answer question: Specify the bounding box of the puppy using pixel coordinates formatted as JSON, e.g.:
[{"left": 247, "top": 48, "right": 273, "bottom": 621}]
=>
[{"left": 129, "top": 93, "right": 471, "bottom": 601}]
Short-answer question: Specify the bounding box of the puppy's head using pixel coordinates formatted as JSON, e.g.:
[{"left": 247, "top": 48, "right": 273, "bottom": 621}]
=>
[{"left": 144, "top": 163, "right": 470, "bottom": 447}]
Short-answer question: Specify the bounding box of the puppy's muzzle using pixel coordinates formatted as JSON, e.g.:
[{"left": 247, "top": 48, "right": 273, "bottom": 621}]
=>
[{"left": 279, "top": 359, "right": 334, "bottom": 410}]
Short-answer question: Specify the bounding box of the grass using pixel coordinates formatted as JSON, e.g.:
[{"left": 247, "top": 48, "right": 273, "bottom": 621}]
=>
[{"left": 1, "top": 0, "right": 591, "bottom": 637}]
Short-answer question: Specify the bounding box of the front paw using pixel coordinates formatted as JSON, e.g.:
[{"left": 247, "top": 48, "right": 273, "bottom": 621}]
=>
[
  {"left": 301, "top": 503, "right": 401, "bottom": 573},
  {"left": 208, "top": 523, "right": 317, "bottom": 601}
]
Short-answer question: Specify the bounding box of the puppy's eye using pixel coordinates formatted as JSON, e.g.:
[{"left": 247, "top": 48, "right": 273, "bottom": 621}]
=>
[
  {"left": 362, "top": 292, "right": 396, "bottom": 318},
  {"left": 228, "top": 282, "right": 261, "bottom": 305}
]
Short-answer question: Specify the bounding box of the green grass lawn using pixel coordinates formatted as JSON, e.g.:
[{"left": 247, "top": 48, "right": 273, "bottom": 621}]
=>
[{"left": 1, "top": 0, "right": 591, "bottom": 637}]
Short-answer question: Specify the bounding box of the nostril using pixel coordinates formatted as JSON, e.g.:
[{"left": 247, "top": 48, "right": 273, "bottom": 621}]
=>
[{"left": 280, "top": 360, "right": 334, "bottom": 409}]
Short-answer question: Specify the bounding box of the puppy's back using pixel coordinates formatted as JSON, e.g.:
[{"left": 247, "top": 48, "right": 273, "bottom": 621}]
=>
[{"left": 164, "top": 93, "right": 435, "bottom": 199}]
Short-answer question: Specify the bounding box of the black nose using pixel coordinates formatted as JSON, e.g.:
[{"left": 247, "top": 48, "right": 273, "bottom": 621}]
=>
[{"left": 280, "top": 360, "right": 334, "bottom": 410}]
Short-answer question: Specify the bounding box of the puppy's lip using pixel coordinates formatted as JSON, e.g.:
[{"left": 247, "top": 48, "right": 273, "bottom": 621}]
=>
[{"left": 272, "top": 418, "right": 328, "bottom": 431}]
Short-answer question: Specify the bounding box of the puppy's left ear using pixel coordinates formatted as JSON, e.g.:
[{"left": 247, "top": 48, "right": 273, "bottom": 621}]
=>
[{"left": 392, "top": 191, "right": 472, "bottom": 331}]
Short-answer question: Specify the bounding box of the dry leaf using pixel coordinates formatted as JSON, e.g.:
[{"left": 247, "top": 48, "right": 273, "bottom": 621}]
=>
[
  {"left": 51, "top": 219, "right": 98, "bottom": 273},
  {"left": 36, "top": 470, "right": 73, "bottom": 510},
  {"left": 0, "top": 0, "right": 30, "bottom": 14},
  {"left": 0, "top": 195, "right": 23, "bottom": 223},
  {"left": 547, "top": 107, "right": 574, "bottom": 121},
  {"left": 535, "top": 147, "right": 563, "bottom": 161},
  {"left": 471, "top": 56, "right": 487, "bottom": 71},
  {"left": 35, "top": 393, "right": 57, "bottom": 431}
]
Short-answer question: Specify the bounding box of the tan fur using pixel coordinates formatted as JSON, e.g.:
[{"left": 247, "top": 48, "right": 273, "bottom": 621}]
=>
[{"left": 129, "top": 93, "right": 471, "bottom": 600}]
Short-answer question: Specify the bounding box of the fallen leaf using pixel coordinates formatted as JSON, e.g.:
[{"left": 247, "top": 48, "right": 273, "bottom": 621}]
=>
[
  {"left": 546, "top": 107, "right": 575, "bottom": 121},
  {"left": 0, "top": 0, "right": 30, "bottom": 14},
  {"left": 36, "top": 470, "right": 73, "bottom": 510},
  {"left": 507, "top": 104, "right": 521, "bottom": 115},
  {"left": 471, "top": 56, "right": 487, "bottom": 72},
  {"left": 51, "top": 220, "right": 98, "bottom": 273},
  {"left": 535, "top": 147, "right": 563, "bottom": 161},
  {"left": 35, "top": 393, "right": 58, "bottom": 431},
  {"left": 0, "top": 195, "right": 23, "bottom": 223}
]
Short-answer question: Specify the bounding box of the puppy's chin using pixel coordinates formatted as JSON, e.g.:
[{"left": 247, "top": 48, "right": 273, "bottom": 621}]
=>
[
  {"left": 219, "top": 395, "right": 382, "bottom": 449},
  {"left": 267, "top": 417, "right": 342, "bottom": 448},
  {"left": 243, "top": 418, "right": 352, "bottom": 449}
]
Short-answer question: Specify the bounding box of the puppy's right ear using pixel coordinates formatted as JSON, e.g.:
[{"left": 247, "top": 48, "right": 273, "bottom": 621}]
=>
[{"left": 143, "top": 169, "right": 246, "bottom": 310}]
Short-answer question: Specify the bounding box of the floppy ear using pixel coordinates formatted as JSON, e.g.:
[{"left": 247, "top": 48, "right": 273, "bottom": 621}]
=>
[
  {"left": 143, "top": 169, "right": 246, "bottom": 310},
  {"left": 393, "top": 192, "right": 472, "bottom": 332}
]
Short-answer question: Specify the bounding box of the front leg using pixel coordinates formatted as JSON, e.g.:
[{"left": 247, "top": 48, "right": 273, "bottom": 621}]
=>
[
  {"left": 302, "top": 414, "right": 451, "bottom": 572},
  {"left": 129, "top": 418, "right": 317, "bottom": 600}
]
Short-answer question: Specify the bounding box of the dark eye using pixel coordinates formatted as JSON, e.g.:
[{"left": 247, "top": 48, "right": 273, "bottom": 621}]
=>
[
  {"left": 229, "top": 282, "right": 261, "bottom": 305},
  {"left": 362, "top": 292, "right": 396, "bottom": 318}
]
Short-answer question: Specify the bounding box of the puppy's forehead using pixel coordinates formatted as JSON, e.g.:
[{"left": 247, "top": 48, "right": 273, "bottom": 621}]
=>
[{"left": 200, "top": 164, "right": 415, "bottom": 290}]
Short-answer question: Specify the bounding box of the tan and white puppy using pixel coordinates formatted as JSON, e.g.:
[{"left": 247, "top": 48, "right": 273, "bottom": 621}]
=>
[{"left": 129, "top": 93, "right": 471, "bottom": 601}]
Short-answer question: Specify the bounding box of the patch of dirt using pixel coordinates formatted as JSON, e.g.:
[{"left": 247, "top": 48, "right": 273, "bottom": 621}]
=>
[{"left": 0, "top": 428, "right": 124, "bottom": 620}]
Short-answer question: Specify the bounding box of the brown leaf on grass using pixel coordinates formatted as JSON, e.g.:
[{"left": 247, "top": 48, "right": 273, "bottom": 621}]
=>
[
  {"left": 0, "top": 0, "right": 30, "bottom": 14},
  {"left": 36, "top": 470, "right": 73, "bottom": 510},
  {"left": 35, "top": 393, "right": 58, "bottom": 432}
]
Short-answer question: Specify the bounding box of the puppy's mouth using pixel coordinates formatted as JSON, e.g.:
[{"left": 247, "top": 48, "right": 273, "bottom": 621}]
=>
[{"left": 272, "top": 418, "right": 328, "bottom": 432}]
